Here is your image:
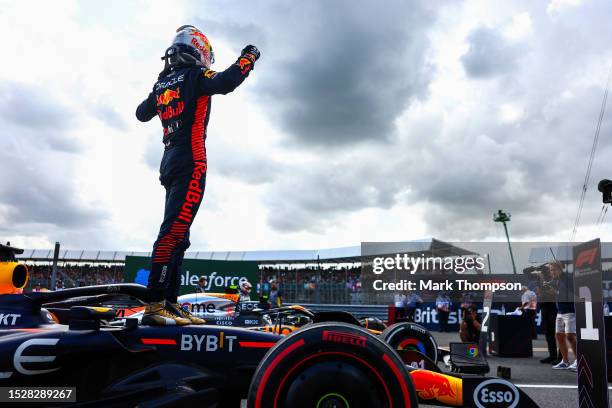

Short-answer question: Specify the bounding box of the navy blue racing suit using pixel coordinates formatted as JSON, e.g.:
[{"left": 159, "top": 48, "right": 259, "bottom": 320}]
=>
[{"left": 136, "top": 56, "right": 255, "bottom": 303}]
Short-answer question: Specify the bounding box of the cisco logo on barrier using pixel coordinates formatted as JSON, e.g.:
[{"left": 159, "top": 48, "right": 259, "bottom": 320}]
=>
[{"left": 474, "top": 379, "right": 519, "bottom": 408}]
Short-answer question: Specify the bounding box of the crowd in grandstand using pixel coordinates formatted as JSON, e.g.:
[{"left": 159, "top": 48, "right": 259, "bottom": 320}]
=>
[
  {"left": 259, "top": 264, "right": 362, "bottom": 303},
  {"left": 26, "top": 263, "right": 124, "bottom": 289},
  {"left": 24, "top": 263, "right": 363, "bottom": 303},
  {"left": 260, "top": 265, "right": 361, "bottom": 286}
]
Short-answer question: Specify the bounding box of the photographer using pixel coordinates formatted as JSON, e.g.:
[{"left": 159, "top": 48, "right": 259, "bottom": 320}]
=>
[{"left": 459, "top": 305, "right": 482, "bottom": 342}]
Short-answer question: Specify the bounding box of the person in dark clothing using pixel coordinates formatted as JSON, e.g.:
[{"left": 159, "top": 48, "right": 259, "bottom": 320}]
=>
[
  {"left": 539, "top": 303, "right": 558, "bottom": 362},
  {"left": 195, "top": 277, "right": 207, "bottom": 293},
  {"left": 459, "top": 305, "right": 482, "bottom": 342},
  {"left": 536, "top": 263, "right": 559, "bottom": 364},
  {"left": 436, "top": 293, "right": 451, "bottom": 332},
  {"left": 136, "top": 25, "right": 260, "bottom": 325},
  {"left": 404, "top": 292, "right": 422, "bottom": 322}
]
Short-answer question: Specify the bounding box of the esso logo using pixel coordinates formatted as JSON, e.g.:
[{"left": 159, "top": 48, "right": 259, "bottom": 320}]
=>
[{"left": 474, "top": 379, "right": 519, "bottom": 408}]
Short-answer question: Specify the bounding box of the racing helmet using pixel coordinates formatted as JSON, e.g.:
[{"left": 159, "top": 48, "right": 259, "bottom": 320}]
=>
[
  {"left": 169, "top": 25, "right": 215, "bottom": 68},
  {"left": 239, "top": 281, "right": 252, "bottom": 293}
]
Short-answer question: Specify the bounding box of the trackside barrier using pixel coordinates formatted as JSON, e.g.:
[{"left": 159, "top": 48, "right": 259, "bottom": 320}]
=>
[{"left": 289, "top": 302, "right": 544, "bottom": 334}]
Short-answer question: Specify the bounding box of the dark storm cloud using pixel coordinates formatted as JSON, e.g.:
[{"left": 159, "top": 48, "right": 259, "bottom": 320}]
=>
[
  {"left": 262, "top": 3, "right": 435, "bottom": 146},
  {"left": 461, "top": 27, "right": 522, "bottom": 79},
  {"left": 191, "top": 1, "right": 612, "bottom": 239},
  {"left": 195, "top": 1, "right": 437, "bottom": 147},
  {"left": 265, "top": 52, "right": 612, "bottom": 237}
]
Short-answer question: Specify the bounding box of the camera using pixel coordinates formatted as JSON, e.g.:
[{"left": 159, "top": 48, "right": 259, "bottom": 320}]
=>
[
  {"left": 523, "top": 263, "right": 550, "bottom": 277},
  {"left": 460, "top": 306, "right": 477, "bottom": 322},
  {"left": 599, "top": 179, "right": 612, "bottom": 204}
]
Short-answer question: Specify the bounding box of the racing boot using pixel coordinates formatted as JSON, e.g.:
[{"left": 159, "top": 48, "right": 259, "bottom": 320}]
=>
[
  {"left": 170, "top": 303, "right": 206, "bottom": 325},
  {"left": 142, "top": 301, "right": 190, "bottom": 326}
]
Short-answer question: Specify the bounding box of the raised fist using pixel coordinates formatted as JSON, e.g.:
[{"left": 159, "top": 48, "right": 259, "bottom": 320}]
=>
[{"left": 241, "top": 45, "right": 260, "bottom": 63}]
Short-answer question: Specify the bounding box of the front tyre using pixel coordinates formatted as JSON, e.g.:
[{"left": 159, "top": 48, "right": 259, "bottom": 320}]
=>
[
  {"left": 381, "top": 322, "right": 438, "bottom": 364},
  {"left": 247, "top": 322, "right": 417, "bottom": 408}
]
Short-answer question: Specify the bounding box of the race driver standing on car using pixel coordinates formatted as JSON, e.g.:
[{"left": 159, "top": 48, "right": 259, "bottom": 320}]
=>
[{"left": 136, "top": 25, "right": 260, "bottom": 325}]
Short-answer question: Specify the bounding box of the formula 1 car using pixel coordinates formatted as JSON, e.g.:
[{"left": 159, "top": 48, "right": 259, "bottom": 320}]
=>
[
  {"left": 173, "top": 292, "right": 445, "bottom": 363},
  {"left": 0, "top": 249, "right": 541, "bottom": 407},
  {"left": 43, "top": 286, "right": 444, "bottom": 368},
  {"left": 110, "top": 291, "right": 443, "bottom": 364},
  {"left": 115, "top": 291, "right": 386, "bottom": 332},
  {"left": 108, "top": 291, "right": 388, "bottom": 337},
  {"left": 175, "top": 292, "right": 386, "bottom": 331}
]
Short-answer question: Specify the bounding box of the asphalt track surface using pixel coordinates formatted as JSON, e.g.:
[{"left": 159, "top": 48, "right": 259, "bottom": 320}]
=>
[{"left": 422, "top": 332, "right": 609, "bottom": 408}]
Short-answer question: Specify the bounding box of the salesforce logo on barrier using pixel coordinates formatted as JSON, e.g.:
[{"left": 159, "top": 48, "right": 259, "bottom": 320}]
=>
[
  {"left": 133, "top": 268, "right": 247, "bottom": 291},
  {"left": 181, "top": 270, "right": 248, "bottom": 291}
]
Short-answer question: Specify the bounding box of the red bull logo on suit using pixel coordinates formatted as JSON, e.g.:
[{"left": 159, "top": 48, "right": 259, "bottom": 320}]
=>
[{"left": 156, "top": 88, "right": 181, "bottom": 106}]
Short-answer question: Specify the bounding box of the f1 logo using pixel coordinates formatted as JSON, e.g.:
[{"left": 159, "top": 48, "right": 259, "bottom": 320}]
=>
[{"left": 576, "top": 248, "right": 598, "bottom": 268}]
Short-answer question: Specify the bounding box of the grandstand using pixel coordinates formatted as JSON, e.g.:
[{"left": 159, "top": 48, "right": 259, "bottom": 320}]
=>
[
  {"left": 17, "top": 238, "right": 473, "bottom": 263},
  {"left": 18, "top": 239, "right": 472, "bottom": 303}
]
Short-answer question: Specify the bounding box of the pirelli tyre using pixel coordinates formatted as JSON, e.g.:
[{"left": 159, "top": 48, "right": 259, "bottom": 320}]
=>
[
  {"left": 247, "top": 322, "right": 418, "bottom": 408},
  {"left": 381, "top": 322, "right": 438, "bottom": 364}
]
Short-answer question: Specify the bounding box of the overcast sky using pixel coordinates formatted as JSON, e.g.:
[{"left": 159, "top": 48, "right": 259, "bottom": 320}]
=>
[{"left": 0, "top": 0, "right": 611, "bottom": 252}]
